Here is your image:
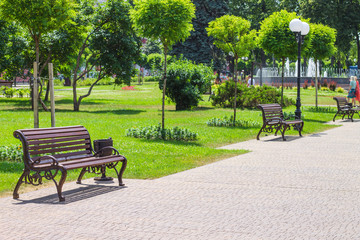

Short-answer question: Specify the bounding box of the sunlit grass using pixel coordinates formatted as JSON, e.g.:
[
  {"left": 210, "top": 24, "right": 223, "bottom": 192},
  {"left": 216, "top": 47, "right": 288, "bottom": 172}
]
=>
[{"left": 0, "top": 82, "right": 345, "bottom": 195}]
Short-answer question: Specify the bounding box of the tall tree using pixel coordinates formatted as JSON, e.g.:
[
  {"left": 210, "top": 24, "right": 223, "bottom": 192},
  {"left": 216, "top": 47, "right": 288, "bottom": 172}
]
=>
[
  {"left": 300, "top": 0, "right": 360, "bottom": 65},
  {"left": 130, "top": 0, "right": 196, "bottom": 129},
  {"left": 72, "top": 0, "right": 141, "bottom": 111},
  {"left": 307, "top": 23, "right": 336, "bottom": 107},
  {"left": 0, "top": 0, "right": 76, "bottom": 67},
  {"left": 258, "top": 10, "right": 311, "bottom": 105},
  {"left": 171, "top": 0, "right": 229, "bottom": 71},
  {"left": 207, "top": 15, "right": 257, "bottom": 123}
]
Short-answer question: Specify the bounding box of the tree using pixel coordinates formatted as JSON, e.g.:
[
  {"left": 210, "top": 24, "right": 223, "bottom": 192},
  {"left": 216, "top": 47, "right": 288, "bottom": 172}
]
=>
[
  {"left": 307, "top": 23, "right": 336, "bottom": 107},
  {"left": 207, "top": 15, "right": 257, "bottom": 123},
  {"left": 72, "top": 0, "right": 141, "bottom": 111},
  {"left": 258, "top": 10, "right": 311, "bottom": 105},
  {"left": 130, "top": 0, "right": 196, "bottom": 129},
  {"left": 171, "top": 0, "right": 229, "bottom": 71},
  {"left": 0, "top": 0, "right": 76, "bottom": 67},
  {"left": 300, "top": 0, "right": 360, "bottom": 66}
]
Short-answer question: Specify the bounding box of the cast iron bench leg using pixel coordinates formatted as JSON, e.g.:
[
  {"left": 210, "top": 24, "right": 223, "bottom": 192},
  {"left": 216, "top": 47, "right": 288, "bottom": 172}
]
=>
[
  {"left": 116, "top": 158, "right": 127, "bottom": 186},
  {"left": 13, "top": 169, "right": 29, "bottom": 199},
  {"left": 55, "top": 168, "right": 67, "bottom": 202},
  {"left": 76, "top": 167, "right": 87, "bottom": 184},
  {"left": 256, "top": 126, "right": 265, "bottom": 140}
]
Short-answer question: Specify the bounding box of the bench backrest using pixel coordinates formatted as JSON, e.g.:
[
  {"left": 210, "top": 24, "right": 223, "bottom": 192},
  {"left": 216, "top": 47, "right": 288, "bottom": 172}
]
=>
[
  {"left": 333, "top": 97, "right": 349, "bottom": 109},
  {"left": 258, "top": 104, "right": 284, "bottom": 122},
  {"left": 14, "top": 126, "right": 93, "bottom": 166}
]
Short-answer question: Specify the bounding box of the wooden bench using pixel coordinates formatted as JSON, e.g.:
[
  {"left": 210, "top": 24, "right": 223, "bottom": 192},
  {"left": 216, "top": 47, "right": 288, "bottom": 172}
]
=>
[
  {"left": 13, "top": 125, "right": 127, "bottom": 202},
  {"left": 257, "top": 104, "right": 304, "bottom": 141},
  {"left": 333, "top": 97, "right": 360, "bottom": 122},
  {"left": 0, "top": 80, "right": 13, "bottom": 87}
]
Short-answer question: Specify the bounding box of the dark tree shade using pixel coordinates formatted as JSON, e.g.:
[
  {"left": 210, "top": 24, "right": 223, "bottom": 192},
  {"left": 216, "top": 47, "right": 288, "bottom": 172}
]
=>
[{"left": 171, "top": 0, "right": 229, "bottom": 69}]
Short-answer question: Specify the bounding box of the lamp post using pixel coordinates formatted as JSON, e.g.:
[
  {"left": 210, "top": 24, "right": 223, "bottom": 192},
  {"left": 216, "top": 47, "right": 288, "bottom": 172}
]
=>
[{"left": 289, "top": 19, "right": 309, "bottom": 120}]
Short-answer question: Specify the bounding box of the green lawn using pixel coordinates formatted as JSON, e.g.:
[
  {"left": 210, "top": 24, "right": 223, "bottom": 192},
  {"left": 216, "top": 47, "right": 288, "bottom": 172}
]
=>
[{"left": 0, "top": 83, "right": 345, "bottom": 196}]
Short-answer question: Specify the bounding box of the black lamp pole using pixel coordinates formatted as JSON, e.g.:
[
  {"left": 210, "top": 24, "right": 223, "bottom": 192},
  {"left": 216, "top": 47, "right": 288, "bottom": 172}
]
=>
[{"left": 295, "top": 32, "right": 302, "bottom": 120}]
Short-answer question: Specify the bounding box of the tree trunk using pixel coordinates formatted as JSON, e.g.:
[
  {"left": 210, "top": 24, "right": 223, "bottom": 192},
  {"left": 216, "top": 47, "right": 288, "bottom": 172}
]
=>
[
  {"left": 357, "top": 27, "right": 360, "bottom": 68},
  {"left": 162, "top": 46, "right": 168, "bottom": 130},
  {"left": 315, "top": 59, "right": 318, "bottom": 108},
  {"left": 233, "top": 57, "right": 238, "bottom": 124},
  {"left": 281, "top": 57, "right": 285, "bottom": 106}
]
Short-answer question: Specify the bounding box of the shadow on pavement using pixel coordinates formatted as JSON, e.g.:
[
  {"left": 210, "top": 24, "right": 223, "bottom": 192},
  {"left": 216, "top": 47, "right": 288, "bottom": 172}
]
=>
[
  {"left": 13, "top": 183, "right": 126, "bottom": 205},
  {"left": 264, "top": 136, "right": 302, "bottom": 142}
]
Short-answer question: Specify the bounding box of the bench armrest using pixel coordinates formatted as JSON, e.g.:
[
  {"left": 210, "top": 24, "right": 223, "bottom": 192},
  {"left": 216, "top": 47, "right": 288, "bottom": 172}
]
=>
[
  {"left": 94, "top": 146, "right": 120, "bottom": 157},
  {"left": 32, "top": 155, "right": 60, "bottom": 167}
]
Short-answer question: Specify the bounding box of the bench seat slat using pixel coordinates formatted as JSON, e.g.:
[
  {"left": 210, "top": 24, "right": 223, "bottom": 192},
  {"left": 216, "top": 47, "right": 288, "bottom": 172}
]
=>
[
  {"left": 25, "top": 131, "right": 89, "bottom": 140},
  {"left": 28, "top": 140, "right": 90, "bottom": 150},
  {"left": 20, "top": 126, "right": 86, "bottom": 136},
  {"left": 30, "top": 144, "right": 91, "bottom": 155},
  {"left": 28, "top": 136, "right": 90, "bottom": 145}
]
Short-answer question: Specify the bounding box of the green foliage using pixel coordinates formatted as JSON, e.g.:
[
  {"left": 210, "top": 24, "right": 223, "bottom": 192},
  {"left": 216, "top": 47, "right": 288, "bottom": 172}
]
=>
[
  {"left": 91, "top": 0, "right": 141, "bottom": 86},
  {"left": 130, "top": 0, "right": 196, "bottom": 48},
  {"left": 0, "top": 86, "right": 29, "bottom": 98},
  {"left": 211, "top": 82, "right": 295, "bottom": 108},
  {"left": 126, "top": 124, "right": 198, "bottom": 141},
  {"left": 336, "top": 87, "right": 345, "bottom": 93},
  {"left": 207, "top": 115, "right": 261, "bottom": 128},
  {"left": 171, "top": 0, "right": 228, "bottom": 69},
  {"left": 159, "top": 59, "right": 213, "bottom": 110},
  {"left": 76, "top": 77, "right": 115, "bottom": 86},
  {"left": 0, "top": 145, "right": 22, "bottom": 162},
  {"left": 303, "top": 106, "right": 336, "bottom": 113},
  {"left": 207, "top": 15, "right": 257, "bottom": 59},
  {"left": 307, "top": 23, "right": 336, "bottom": 61},
  {"left": 258, "top": 10, "right": 310, "bottom": 60}
]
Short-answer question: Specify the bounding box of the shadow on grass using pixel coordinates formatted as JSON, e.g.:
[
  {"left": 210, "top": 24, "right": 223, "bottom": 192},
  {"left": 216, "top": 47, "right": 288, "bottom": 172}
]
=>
[
  {"left": 303, "top": 118, "right": 331, "bottom": 124},
  {"left": 13, "top": 183, "right": 126, "bottom": 205}
]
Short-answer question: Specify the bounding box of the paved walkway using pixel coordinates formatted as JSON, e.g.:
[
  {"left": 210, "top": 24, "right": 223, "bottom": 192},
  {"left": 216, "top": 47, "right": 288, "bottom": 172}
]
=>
[{"left": 1, "top": 120, "right": 360, "bottom": 239}]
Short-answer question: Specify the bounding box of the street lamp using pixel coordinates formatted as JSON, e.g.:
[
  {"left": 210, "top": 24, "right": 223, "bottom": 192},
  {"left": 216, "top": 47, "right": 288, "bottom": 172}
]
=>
[{"left": 289, "top": 19, "right": 309, "bottom": 119}]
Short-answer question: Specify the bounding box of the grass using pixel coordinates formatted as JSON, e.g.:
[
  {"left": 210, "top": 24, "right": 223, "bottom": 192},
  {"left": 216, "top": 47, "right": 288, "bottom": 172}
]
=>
[{"left": 0, "top": 82, "right": 345, "bottom": 196}]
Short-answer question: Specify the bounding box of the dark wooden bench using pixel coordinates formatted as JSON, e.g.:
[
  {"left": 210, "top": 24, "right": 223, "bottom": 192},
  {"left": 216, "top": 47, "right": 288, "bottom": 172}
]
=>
[
  {"left": 13, "top": 125, "right": 127, "bottom": 202},
  {"left": 0, "top": 80, "right": 13, "bottom": 87},
  {"left": 257, "top": 104, "right": 304, "bottom": 141},
  {"left": 333, "top": 97, "right": 360, "bottom": 122}
]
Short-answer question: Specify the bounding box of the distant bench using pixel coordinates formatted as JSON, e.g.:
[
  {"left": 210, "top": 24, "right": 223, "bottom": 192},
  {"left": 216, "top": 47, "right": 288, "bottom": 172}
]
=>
[
  {"left": 333, "top": 97, "right": 360, "bottom": 122},
  {"left": 0, "top": 81, "right": 13, "bottom": 87},
  {"left": 257, "top": 104, "right": 304, "bottom": 141},
  {"left": 13, "top": 125, "right": 127, "bottom": 202}
]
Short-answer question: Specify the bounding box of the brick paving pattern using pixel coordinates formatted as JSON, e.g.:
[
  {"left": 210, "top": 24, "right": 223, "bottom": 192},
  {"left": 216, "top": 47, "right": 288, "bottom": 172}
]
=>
[{"left": 1, "top": 120, "right": 360, "bottom": 239}]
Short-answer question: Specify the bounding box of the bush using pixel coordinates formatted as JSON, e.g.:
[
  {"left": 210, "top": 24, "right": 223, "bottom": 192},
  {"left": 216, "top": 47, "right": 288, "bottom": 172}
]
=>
[
  {"left": 126, "top": 124, "right": 198, "bottom": 141},
  {"left": 0, "top": 145, "right": 22, "bottom": 162},
  {"left": 211, "top": 81, "right": 295, "bottom": 108},
  {"left": 321, "top": 79, "right": 328, "bottom": 88},
  {"left": 329, "top": 81, "right": 336, "bottom": 91},
  {"left": 320, "top": 87, "right": 329, "bottom": 91},
  {"left": 76, "top": 77, "right": 115, "bottom": 86},
  {"left": 1, "top": 86, "right": 30, "bottom": 98},
  {"left": 303, "top": 80, "right": 309, "bottom": 89},
  {"left": 159, "top": 59, "right": 213, "bottom": 110},
  {"left": 336, "top": 87, "right": 345, "bottom": 93},
  {"left": 207, "top": 115, "right": 261, "bottom": 128}
]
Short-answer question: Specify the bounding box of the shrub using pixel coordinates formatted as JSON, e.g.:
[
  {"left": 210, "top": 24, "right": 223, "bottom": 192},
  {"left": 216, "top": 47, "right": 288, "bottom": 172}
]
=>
[
  {"left": 77, "top": 77, "right": 115, "bottom": 86},
  {"left": 320, "top": 87, "right": 329, "bottom": 91},
  {"left": 207, "top": 115, "right": 261, "bottom": 128},
  {"left": 329, "top": 81, "right": 336, "bottom": 91},
  {"left": 321, "top": 79, "right": 328, "bottom": 88},
  {"left": 304, "top": 106, "right": 336, "bottom": 113},
  {"left": 303, "top": 80, "right": 309, "bottom": 89},
  {"left": 0, "top": 145, "right": 22, "bottom": 162},
  {"left": 211, "top": 81, "right": 295, "bottom": 108},
  {"left": 159, "top": 59, "right": 213, "bottom": 110},
  {"left": 17, "top": 88, "right": 30, "bottom": 98},
  {"left": 311, "top": 80, "right": 315, "bottom": 87},
  {"left": 126, "top": 124, "right": 198, "bottom": 141},
  {"left": 336, "top": 87, "right": 345, "bottom": 93}
]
